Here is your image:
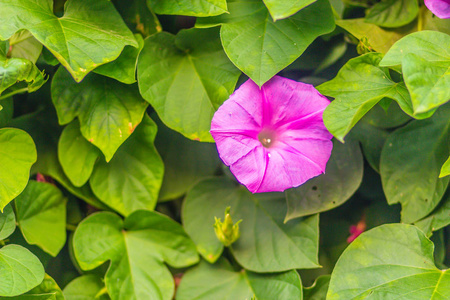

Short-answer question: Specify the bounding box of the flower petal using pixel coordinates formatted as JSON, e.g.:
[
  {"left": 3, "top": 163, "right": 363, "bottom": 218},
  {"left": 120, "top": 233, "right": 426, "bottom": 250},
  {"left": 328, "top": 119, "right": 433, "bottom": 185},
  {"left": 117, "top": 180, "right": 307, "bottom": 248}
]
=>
[
  {"left": 213, "top": 133, "right": 261, "bottom": 166},
  {"left": 424, "top": 0, "right": 450, "bottom": 19},
  {"left": 262, "top": 76, "right": 331, "bottom": 128}
]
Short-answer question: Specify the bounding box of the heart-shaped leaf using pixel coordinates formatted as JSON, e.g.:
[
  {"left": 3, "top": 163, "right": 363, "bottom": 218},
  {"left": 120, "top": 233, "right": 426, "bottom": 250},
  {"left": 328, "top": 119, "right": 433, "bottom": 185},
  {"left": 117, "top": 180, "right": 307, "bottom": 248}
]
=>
[
  {"left": 58, "top": 121, "right": 101, "bottom": 187},
  {"left": 327, "top": 224, "right": 450, "bottom": 299},
  {"left": 176, "top": 258, "right": 302, "bottom": 300},
  {"left": 0, "top": 204, "right": 15, "bottom": 240},
  {"left": 183, "top": 178, "right": 319, "bottom": 272},
  {"left": 0, "top": 0, "right": 138, "bottom": 82},
  {"left": 285, "top": 139, "right": 363, "bottom": 220},
  {"left": 147, "top": 0, "right": 228, "bottom": 16},
  {"left": 15, "top": 180, "right": 67, "bottom": 257},
  {"left": 365, "top": 0, "right": 419, "bottom": 28},
  {"left": 0, "top": 244, "right": 45, "bottom": 297},
  {"left": 89, "top": 115, "right": 164, "bottom": 215},
  {"left": 73, "top": 210, "right": 199, "bottom": 300},
  {"left": 51, "top": 67, "right": 148, "bottom": 162},
  {"left": 138, "top": 28, "right": 240, "bottom": 142},
  {"left": 380, "top": 104, "right": 450, "bottom": 223},
  {"left": 0, "top": 128, "right": 37, "bottom": 211},
  {"left": 197, "top": 0, "right": 334, "bottom": 86}
]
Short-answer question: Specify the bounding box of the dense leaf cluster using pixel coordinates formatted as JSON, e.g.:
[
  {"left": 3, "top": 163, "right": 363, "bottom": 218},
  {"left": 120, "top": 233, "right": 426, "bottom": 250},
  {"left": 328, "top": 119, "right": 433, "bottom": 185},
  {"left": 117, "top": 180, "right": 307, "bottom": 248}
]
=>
[{"left": 0, "top": 0, "right": 449, "bottom": 299}]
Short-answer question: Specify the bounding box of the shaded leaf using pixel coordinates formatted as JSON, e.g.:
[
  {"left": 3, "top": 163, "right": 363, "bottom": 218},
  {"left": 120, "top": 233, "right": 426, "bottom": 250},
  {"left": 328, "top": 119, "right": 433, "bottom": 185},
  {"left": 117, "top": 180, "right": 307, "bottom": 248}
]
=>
[
  {"left": 52, "top": 67, "right": 148, "bottom": 162},
  {"left": 263, "top": 0, "right": 317, "bottom": 20},
  {"left": 327, "top": 224, "right": 450, "bottom": 299},
  {"left": 73, "top": 210, "right": 199, "bottom": 300},
  {"left": 380, "top": 104, "right": 450, "bottom": 223},
  {"left": 0, "top": 0, "right": 138, "bottom": 82},
  {"left": 285, "top": 139, "right": 363, "bottom": 220},
  {"left": 304, "top": 275, "right": 330, "bottom": 300},
  {"left": 415, "top": 188, "right": 450, "bottom": 237},
  {"left": 0, "top": 204, "right": 15, "bottom": 240},
  {"left": 58, "top": 121, "right": 101, "bottom": 187},
  {"left": 15, "top": 180, "right": 67, "bottom": 257},
  {"left": 0, "top": 128, "right": 37, "bottom": 211},
  {"left": 138, "top": 28, "right": 240, "bottom": 142},
  {"left": 12, "top": 274, "right": 65, "bottom": 300},
  {"left": 0, "top": 244, "right": 45, "bottom": 297},
  {"left": 176, "top": 258, "right": 302, "bottom": 300},
  {"left": 147, "top": 0, "right": 227, "bottom": 16},
  {"left": 441, "top": 156, "right": 450, "bottom": 178},
  {"left": 89, "top": 115, "right": 164, "bottom": 216},
  {"left": 114, "top": 0, "right": 162, "bottom": 38},
  {"left": 8, "top": 30, "right": 42, "bottom": 63},
  {"left": 365, "top": 0, "right": 419, "bottom": 28},
  {"left": 0, "top": 98, "right": 13, "bottom": 126},
  {"left": 183, "top": 178, "right": 319, "bottom": 271},
  {"left": 63, "top": 274, "right": 109, "bottom": 300},
  {"left": 197, "top": 0, "right": 335, "bottom": 86}
]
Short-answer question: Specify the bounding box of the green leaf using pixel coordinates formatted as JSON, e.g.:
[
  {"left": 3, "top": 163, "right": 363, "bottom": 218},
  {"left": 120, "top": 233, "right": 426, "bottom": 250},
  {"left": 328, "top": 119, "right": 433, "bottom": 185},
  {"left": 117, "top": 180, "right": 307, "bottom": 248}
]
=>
[
  {"left": 15, "top": 180, "right": 67, "bottom": 257},
  {"left": 263, "top": 0, "right": 317, "bottom": 20},
  {"left": 176, "top": 258, "right": 302, "bottom": 300},
  {"left": 365, "top": 0, "right": 419, "bottom": 28},
  {"left": 147, "top": 0, "right": 228, "bottom": 16},
  {"left": 0, "top": 204, "right": 15, "bottom": 240},
  {"left": 0, "top": 98, "right": 13, "bottom": 126},
  {"left": 0, "top": 244, "right": 45, "bottom": 297},
  {"left": 94, "top": 34, "right": 145, "bottom": 84},
  {"left": 380, "top": 104, "right": 450, "bottom": 223},
  {"left": 303, "top": 275, "right": 330, "bottom": 300},
  {"left": 8, "top": 30, "right": 43, "bottom": 63},
  {"left": 380, "top": 31, "right": 450, "bottom": 67},
  {"left": 51, "top": 67, "right": 148, "bottom": 162},
  {"left": 336, "top": 18, "right": 416, "bottom": 53},
  {"left": 183, "top": 178, "right": 319, "bottom": 271},
  {"left": 327, "top": 224, "right": 450, "bottom": 299},
  {"left": 0, "top": 128, "right": 37, "bottom": 211},
  {"left": 155, "top": 118, "right": 220, "bottom": 201},
  {"left": 0, "top": 56, "right": 47, "bottom": 98},
  {"left": 285, "top": 139, "right": 363, "bottom": 220},
  {"left": 402, "top": 54, "right": 450, "bottom": 114},
  {"left": 318, "top": 53, "right": 418, "bottom": 142},
  {"left": 89, "top": 115, "right": 164, "bottom": 216},
  {"left": 114, "top": 0, "right": 162, "bottom": 38},
  {"left": 0, "top": 0, "right": 138, "bottom": 82},
  {"left": 415, "top": 189, "right": 450, "bottom": 237},
  {"left": 197, "top": 0, "right": 334, "bottom": 86},
  {"left": 58, "top": 121, "right": 101, "bottom": 187},
  {"left": 440, "top": 156, "right": 450, "bottom": 178},
  {"left": 14, "top": 274, "right": 64, "bottom": 300},
  {"left": 420, "top": 6, "right": 450, "bottom": 35},
  {"left": 137, "top": 28, "right": 240, "bottom": 142},
  {"left": 73, "top": 210, "right": 199, "bottom": 300},
  {"left": 63, "top": 275, "right": 109, "bottom": 300}
]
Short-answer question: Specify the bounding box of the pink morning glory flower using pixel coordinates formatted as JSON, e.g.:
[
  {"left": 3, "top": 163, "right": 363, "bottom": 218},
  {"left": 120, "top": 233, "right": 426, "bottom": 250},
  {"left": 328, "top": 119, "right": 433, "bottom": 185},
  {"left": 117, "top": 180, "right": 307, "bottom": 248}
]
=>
[
  {"left": 424, "top": 0, "right": 450, "bottom": 18},
  {"left": 210, "top": 76, "right": 333, "bottom": 193}
]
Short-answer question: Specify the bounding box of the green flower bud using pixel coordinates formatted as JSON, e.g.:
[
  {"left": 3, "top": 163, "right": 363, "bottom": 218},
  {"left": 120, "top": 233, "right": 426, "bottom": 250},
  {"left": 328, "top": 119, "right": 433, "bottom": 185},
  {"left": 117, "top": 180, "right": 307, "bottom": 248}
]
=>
[{"left": 214, "top": 207, "right": 242, "bottom": 247}]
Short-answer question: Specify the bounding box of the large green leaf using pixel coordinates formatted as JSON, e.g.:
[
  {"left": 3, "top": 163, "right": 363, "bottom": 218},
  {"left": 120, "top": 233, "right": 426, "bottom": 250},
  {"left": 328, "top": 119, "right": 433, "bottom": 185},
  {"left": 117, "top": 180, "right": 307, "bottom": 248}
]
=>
[
  {"left": 114, "top": 0, "right": 162, "bottom": 38},
  {"left": 327, "top": 224, "right": 450, "bottom": 299},
  {"left": 336, "top": 18, "right": 415, "bottom": 53},
  {"left": 9, "top": 274, "right": 65, "bottom": 300},
  {"left": 303, "top": 275, "right": 330, "bottom": 300},
  {"left": 73, "top": 210, "right": 199, "bottom": 300},
  {"left": 197, "top": 0, "right": 335, "bottom": 86},
  {"left": 52, "top": 67, "right": 148, "bottom": 162},
  {"left": 89, "top": 115, "right": 164, "bottom": 216},
  {"left": 183, "top": 178, "right": 319, "bottom": 272},
  {"left": 137, "top": 28, "right": 240, "bottom": 142},
  {"left": 8, "top": 30, "right": 42, "bottom": 63},
  {"left": 176, "top": 258, "right": 302, "bottom": 300},
  {"left": 285, "top": 139, "right": 363, "bottom": 220},
  {"left": 380, "top": 104, "right": 450, "bottom": 223},
  {"left": 155, "top": 118, "right": 220, "bottom": 201},
  {"left": 0, "top": 0, "right": 138, "bottom": 82},
  {"left": 365, "top": 0, "right": 419, "bottom": 28},
  {"left": 94, "top": 34, "right": 144, "bottom": 84},
  {"left": 58, "top": 121, "right": 101, "bottom": 187},
  {"left": 318, "top": 53, "right": 420, "bottom": 142},
  {"left": 263, "top": 0, "right": 317, "bottom": 20},
  {"left": 63, "top": 275, "right": 109, "bottom": 300},
  {"left": 441, "top": 156, "right": 450, "bottom": 178},
  {"left": 147, "top": 0, "right": 227, "bottom": 16},
  {"left": 0, "top": 204, "right": 15, "bottom": 240},
  {"left": 0, "top": 56, "right": 47, "bottom": 99},
  {"left": 0, "top": 244, "right": 45, "bottom": 297},
  {"left": 0, "top": 128, "right": 37, "bottom": 211},
  {"left": 15, "top": 180, "right": 67, "bottom": 257},
  {"left": 415, "top": 189, "right": 450, "bottom": 237}
]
